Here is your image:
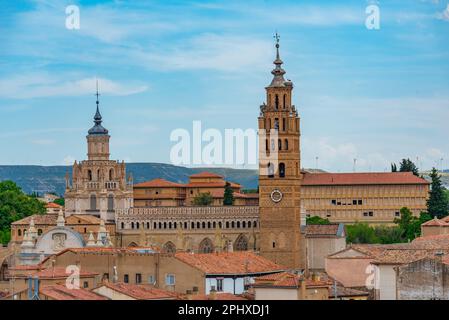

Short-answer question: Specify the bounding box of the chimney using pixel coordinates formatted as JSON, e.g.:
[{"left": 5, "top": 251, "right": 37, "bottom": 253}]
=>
[{"left": 209, "top": 286, "right": 217, "bottom": 300}]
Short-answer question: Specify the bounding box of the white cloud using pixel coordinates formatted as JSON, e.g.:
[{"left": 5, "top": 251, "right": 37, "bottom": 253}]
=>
[
  {"left": 0, "top": 75, "right": 148, "bottom": 99},
  {"left": 436, "top": 4, "right": 449, "bottom": 21}
]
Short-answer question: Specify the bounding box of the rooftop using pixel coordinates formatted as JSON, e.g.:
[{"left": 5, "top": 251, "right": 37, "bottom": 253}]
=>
[
  {"left": 253, "top": 272, "right": 331, "bottom": 289},
  {"left": 99, "top": 282, "right": 179, "bottom": 300},
  {"left": 12, "top": 214, "right": 57, "bottom": 226},
  {"left": 421, "top": 217, "right": 449, "bottom": 227},
  {"left": 302, "top": 172, "right": 429, "bottom": 186},
  {"left": 134, "top": 178, "right": 185, "bottom": 188},
  {"left": 175, "top": 251, "right": 285, "bottom": 276},
  {"left": 305, "top": 223, "right": 345, "bottom": 238},
  {"left": 40, "top": 284, "right": 107, "bottom": 300}
]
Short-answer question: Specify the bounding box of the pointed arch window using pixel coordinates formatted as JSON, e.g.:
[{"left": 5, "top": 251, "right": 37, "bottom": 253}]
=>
[
  {"left": 88, "top": 170, "right": 92, "bottom": 181},
  {"left": 283, "top": 94, "right": 286, "bottom": 109},
  {"left": 278, "top": 139, "right": 282, "bottom": 151},
  {"left": 285, "top": 139, "right": 289, "bottom": 150},
  {"left": 109, "top": 169, "right": 114, "bottom": 181},
  {"left": 199, "top": 238, "right": 214, "bottom": 253},
  {"left": 163, "top": 242, "right": 176, "bottom": 254},
  {"left": 275, "top": 94, "right": 279, "bottom": 110},
  {"left": 234, "top": 235, "right": 249, "bottom": 251}
]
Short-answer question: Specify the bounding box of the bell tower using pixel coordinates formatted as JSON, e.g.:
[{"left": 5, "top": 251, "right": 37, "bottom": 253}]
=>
[{"left": 258, "top": 34, "right": 303, "bottom": 270}]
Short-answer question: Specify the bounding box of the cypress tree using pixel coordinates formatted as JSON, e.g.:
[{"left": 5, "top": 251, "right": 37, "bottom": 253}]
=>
[{"left": 427, "top": 167, "right": 449, "bottom": 218}]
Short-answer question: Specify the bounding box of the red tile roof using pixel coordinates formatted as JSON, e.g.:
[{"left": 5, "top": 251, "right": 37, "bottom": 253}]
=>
[
  {"left": 100, "top": 282, "right": 179, "bottom": 300},
  {"left": 11, "top": 214, "right": 58, "bottom": 225},
  {"left": 421, "top": 217, "right": 449, "bottom": 226},
  {"left": 28, "top": 267, "right": 98, "bottom": 279},
  {"left": 253, "top": 272, "right": 331, "bottom": 288},
  {"left": 189, "top": 172, "right": 223, "bottom": 179},
  {"left": 187, "top": 293, "right": 248, "bottom": 300},
  {"left": 134, "top": 178, "right": 185, "bottom": 188},
  {"left": 175, "top": 252, "right": 285, "bottom": 275},
  {"left": 40, "top": 285, "right": 107, "bottom": 300},
  {"left": 305, "top": 224, "right": 344, "bottom": 238},
  {"left": 184, "top": 182, "right": 240, "bottom": 188},
  {"left": 302, "top": 172, "right": 429, "bottom": 186}
]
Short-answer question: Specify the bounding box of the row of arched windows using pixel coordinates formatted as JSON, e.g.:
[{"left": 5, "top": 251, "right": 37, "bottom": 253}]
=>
[
  {"left": 121, "top": 220, "right": 258, "bottom": 230},
  {"left": 267, "top": 162, "right": 286, "bottom": 178},
  {"left": 87, "top": 168, "right": 115, "bottom": 181},
  {"left": 268, "top": 94, "right": 288, "bottom": 110},
  {"left": 265, "top": 139, "right": 289, "bottom": 151},
  {"left": 16, "top": 229, "right": 42, "bottom": 237}
]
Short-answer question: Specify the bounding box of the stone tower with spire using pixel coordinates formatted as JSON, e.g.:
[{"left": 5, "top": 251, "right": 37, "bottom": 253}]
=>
[
  {"left": 64, "top": 82, "right": 134, "bottom": 222},
  {"left": 258, "top": 34, "right": 303, "bottom": 270}
]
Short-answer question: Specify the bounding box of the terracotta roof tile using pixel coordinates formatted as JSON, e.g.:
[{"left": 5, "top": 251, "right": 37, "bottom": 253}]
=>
[
  {"left": 101, "top": 282, "right": 179, "bottom": 300},
  {"left": 305, "top": 224, "right": 344, "bottom": 238},
  {"left": 11, "top": 214, "right": 57, "bottom": 225},
  {"left": 302, "top": 172, "right": 429, "bottom": 186},
  {"left": 189, "top": 172, "right": 224, "bottom": 179},
  {"left": 134, "top": 178, "right": 185, "bottom": 188},
  {"left": 40, "top": 285, "right": 107, "bottom": 300},
  {"left": 28, "top": 267, "right": 98, "bottom": 279},
  {"left": 253, "top": 272, "right": 331, "bottom": 288},
  {"left": 421, "top": 217, "right": 449, "bottom": 226},
  {"left": 175, "top": 252, "right": 285, "bottom": 275},
  {"left": 187, "top": 293, "right": 248, "bottom": 300}
]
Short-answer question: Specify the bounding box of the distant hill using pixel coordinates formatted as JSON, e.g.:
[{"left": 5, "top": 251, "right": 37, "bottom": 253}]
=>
[{"left": 0, "top": 163, "right": 259, "bottom": 196}]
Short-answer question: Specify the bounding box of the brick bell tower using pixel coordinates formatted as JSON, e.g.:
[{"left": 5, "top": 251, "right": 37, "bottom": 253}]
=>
[{"left": 258, "top": 34, "right": 303, "bottom": 270}]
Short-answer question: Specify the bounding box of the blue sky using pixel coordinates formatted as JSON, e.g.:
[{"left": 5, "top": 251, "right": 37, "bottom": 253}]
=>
[{"left": 0, "top": 0, "right": 448, "bottom": 172}]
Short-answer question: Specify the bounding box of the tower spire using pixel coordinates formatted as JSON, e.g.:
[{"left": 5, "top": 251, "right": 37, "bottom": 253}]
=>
[
  {"left": 88, "top": 79, "right": 108, "bottom": 135},
  {"left": 269, "top": 32, "right": 287, "bottom": 87}
]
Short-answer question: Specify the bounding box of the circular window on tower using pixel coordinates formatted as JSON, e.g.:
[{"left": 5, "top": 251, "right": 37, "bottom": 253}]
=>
[{"left": 270, "top": 189, "right": 283, "bottom": 203}]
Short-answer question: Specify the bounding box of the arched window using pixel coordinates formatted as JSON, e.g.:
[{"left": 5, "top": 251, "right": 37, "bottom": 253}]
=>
[
  {"left": 253, "top": 221, "right": 257, "bottom": 228},
  {"left": 226, "top": 221, "right": 230, "bottom": 228},
  {"left": 207, "top": 222, "right": 211, "bottom": 229},
  {"left": 275, "top": 94, "right": 279, "bottom": 109},
  {"left": 213, "top": 222, "right": 216, "bottom": 228},
  {"left": 202, "top": 222, "right": 206, "bottom": 229},
  {"left": 242, "top": 221, "right": 246, "bottom": 228},
  {"left": 154, "top": 222, "right": 157, "bottom": 229},
  {"left": 121, "top": 222, "right": 125, "bottom": 229},
  {"left": 248, "top": 221, "right": 251, "bottom": 228},
  {"left": 265, "top": 139, "right": 269, "bottom": 151},
  {"left": 164, "top": 222, "right": 167, "bottom": 229},
  {"left": 107, "top": 194, "right": 114, "bottom": 211},
  {"left": 159, "top": 222, "right": 162, "bottom": 229},
  {"left": 88, "top": 170, "right": 92, "bottom": 181},
  {"left": 278, "top": 139, "right": 282, "bottom": 151},
  {"left": 268, "top": 162, "right": 275, "bottom": 178},
  {"left": 191, "top": 222, "right": 195, "bottom": 229},
  {"left": 131, "top": 222, "right": 135, "bottom": 229},
  {"left": 279, "top": 163, "right": 286, "bottom": 178},
  {"left": 90, "top": 194, "right": 97, "bottom": 210},
  {"left": 136, "top": 222, "right": 140, "bottom": 229},
  {"left": 234, "top": 235, "right": 249, "bottom": 251},
  {"left": 231, "top": 221, "right": 235, "bottom": 228},
  {"left": 283, "top": 94, "right": 286, "bottom": 109},
  {"left": 184, "top": 222, "right": 188, "bottom": 229},
  {"left": 285, "top": 139, "right": 288, "bottom": 150},
  {"left": 219, "top": 222, "right": 222, "bottom": 228},
  {"left": 163, "top": 242, "right": 176, "bottom": 254},
  {"left": 174, "top": 222, "right": 177, "bottom": 229},
  {"left": 282, "top": 118, "right": 286, "bottom": 131},
  {"left": 169, "top": 222, "right": 172, "bottom": 229},
  {"left": 199, "top": 238, "right": 214, "bottom": 253},
  {"left": 147, "top": 222, "right": 150, "bottom": 229},
  {"left": 197, "top": 222, "right": 200, "bottom": 229},
  {"left": 109, "top": 169, "right": 114, "bottom": 181},
  {"left": 237, "top": 221, "right": 240, "bottom": 228},
  {"left": 18, "top": 229, "right": 22, "bottom": 237}
]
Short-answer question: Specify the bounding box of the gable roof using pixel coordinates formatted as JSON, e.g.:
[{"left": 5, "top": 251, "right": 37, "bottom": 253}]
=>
[
  {"left": 421, "top": 217, "right": 449, "bottom": 227},
  {"left": 14, "top": 266, "right": 98, "bottom": 279},
  {"left": 12, "top": 214, "right": 58, "bottom": 226},
  {"left": 46, "top": 202, "right": 62, "bottom": 209},
  {"left": 302, "top": 172, "right": 429, "bottom": 186},
  {"left": 175, "top": 251, "right": 285, "bottom": 276}
]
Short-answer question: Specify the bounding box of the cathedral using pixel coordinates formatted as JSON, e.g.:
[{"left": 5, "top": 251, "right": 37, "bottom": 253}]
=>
[{"left": 64, "top": 89, "right": 134, "bottom": 222}]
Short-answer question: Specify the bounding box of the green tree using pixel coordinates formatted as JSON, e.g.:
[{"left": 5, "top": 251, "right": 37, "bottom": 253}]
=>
[
  {"left": 346, "top": 222, "right": 378, "bottom": 244},
  {"left": 192, "top": 192, "right": 213, "bottom": 206},
  {"left": 0, "top": 180, "right": 46, "bottom": 245},
  {"left": 53, "top": 198, "right": 65, "bottom": 206},
  {"left": 306, "top": 216, "right": 331, "bottom": 225},
  {"left": 373, "top": 225, "right": 403, "bottom": 244},
  {"left": 426, "top": 167, "right": 449, "bottom": 218},
  {"left": 223, "top": 182, "right": 235, "bottom": 206},
  {"left": 399, "top": 158, "right": 419, "bottom": 176}
]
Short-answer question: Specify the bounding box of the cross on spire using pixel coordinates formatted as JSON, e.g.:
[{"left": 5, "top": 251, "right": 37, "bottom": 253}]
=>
[
  {"left": 95, "top": 78, "right": 100, "bottom": 106},
  {"left": 274, "top": 32, "right": 280, "bottom": 47}
]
